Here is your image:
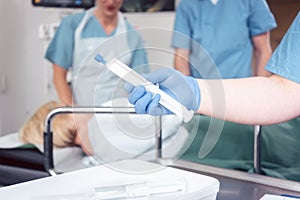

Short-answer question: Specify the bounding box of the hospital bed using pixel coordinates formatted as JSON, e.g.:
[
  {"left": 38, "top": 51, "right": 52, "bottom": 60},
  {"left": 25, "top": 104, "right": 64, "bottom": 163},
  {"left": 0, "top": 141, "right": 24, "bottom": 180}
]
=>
[
  {"left": 0, "top": 105, "right": 184, "bottom": 185},
  {"left": 2, "top": 107, "right": 258, "bottom": 183},
  {"left": 1, "top": 108, "right": 300, "bottom": 199},
  {"left": 0, "top": 143, "right": 49, "bottom": 185},
  {"left": 43, "top": 106, "right": 152, "bottom": 175}
]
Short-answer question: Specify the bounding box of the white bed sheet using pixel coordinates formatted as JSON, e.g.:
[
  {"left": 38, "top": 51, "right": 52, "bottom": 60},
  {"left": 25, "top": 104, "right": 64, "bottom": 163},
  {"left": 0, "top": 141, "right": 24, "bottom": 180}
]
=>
[
  {"left": 0, "top": 132, "right": 92, "bottom": 173},
  {"left": 0, "top": 98, "right": 189, "bottom": 173}
]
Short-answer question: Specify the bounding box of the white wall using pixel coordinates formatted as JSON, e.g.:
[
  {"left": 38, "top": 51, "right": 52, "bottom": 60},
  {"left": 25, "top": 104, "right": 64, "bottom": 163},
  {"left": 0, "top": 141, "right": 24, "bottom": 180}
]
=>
[
  {"left": 0, "top": 1, "right": 82, "bottom": 135},
  {"left": 125, "top": 12, "right": 175, "bottom": 70},
  {"left": 0, "top": 2, "right": 175, "bottom": 135},
  {"left": 1, "top": 0, "right": 28, "bottom": 135}
]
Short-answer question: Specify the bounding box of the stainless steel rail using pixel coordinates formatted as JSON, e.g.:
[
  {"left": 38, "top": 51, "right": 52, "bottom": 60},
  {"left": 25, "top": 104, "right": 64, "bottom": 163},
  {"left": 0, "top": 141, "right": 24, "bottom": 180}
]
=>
[
  {"left": 163, "top": 159, "right": 300, "bottom": 200},
  {"left": 43, "top": 106, "right": 162, "bottom": 175},
  {"left": 168, "top": 159, "right": 300, "bottom": 191},
  {"left": 254, "top": 125, "right": 262, "bottom": 174}
]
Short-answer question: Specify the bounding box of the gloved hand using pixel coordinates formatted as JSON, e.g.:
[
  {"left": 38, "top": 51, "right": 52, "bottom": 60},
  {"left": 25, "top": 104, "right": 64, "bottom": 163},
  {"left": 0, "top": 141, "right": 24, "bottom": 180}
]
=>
[{"left": 124, "top": 68, "right": 201, "bottom": 116}]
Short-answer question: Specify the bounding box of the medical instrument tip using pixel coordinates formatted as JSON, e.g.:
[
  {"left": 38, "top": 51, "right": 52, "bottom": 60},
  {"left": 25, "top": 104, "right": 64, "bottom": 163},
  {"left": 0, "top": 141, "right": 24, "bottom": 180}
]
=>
[{"left": 95, "top": 54, "right": 107, "bottom": 64}]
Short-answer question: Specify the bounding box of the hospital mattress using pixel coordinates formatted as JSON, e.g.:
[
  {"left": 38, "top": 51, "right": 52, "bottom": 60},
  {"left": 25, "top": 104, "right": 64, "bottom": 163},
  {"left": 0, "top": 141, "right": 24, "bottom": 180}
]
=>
[{"left": 0, "top": 133, "right": 91, "bottom": 186}]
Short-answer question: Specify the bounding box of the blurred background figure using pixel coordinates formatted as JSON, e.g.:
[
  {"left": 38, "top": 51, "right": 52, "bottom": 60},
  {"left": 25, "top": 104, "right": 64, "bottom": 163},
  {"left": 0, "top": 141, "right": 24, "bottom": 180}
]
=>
[
  {"left": 172, "top": 0, "right": 277, "bottom": 79},
  {"left": 45, "top": 0, "right": 149, "bottom": 106}
]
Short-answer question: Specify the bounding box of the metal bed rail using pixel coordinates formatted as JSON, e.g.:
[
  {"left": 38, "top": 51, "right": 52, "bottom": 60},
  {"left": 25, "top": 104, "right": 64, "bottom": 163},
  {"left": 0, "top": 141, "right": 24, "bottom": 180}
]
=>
[
  {"left": 43, "top": 106, "right": 162, "bottom": 175},
  {"left": 164, "top": 159, "right": 300, "bottom": 200},
  {"left": 44, "top": 108, "right": 263, "bottom": 176},
  {"left": 254, "top": 125, "right": 262, "bottom": 174}
]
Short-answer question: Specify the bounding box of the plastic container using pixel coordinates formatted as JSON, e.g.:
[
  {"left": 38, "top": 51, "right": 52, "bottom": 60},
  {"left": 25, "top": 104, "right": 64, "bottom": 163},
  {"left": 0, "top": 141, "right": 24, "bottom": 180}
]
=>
[{"left": 0, "top": 159, "right": 219, "bottom": 200}]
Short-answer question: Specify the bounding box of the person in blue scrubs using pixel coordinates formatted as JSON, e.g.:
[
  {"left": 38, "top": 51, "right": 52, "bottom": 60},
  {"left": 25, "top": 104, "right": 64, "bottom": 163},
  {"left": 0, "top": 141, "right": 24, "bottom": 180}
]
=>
[
  {"left": 171, "top": 0, "right": 277, "bottom": 79},
  {"left": 126, "top": 11, "right": 300, "bottom": 125},
  {"left": 45, "top": 0, "right": 149, "bottom": 106}
]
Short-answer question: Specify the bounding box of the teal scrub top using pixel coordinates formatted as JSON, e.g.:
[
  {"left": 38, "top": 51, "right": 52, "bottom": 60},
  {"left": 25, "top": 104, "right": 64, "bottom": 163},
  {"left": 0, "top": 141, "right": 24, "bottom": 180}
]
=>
[
  {"left": 266, "top": 12, "right": 300, "bottom": 83},
  {"left": 45, "top": 12, "right": 148, "bottom": 71},
  {"left": 171, "top": 0, "right": 277, "bottom": 79},
  {"left": 180, "top": 13, "right": 300, "bottom": 182}
]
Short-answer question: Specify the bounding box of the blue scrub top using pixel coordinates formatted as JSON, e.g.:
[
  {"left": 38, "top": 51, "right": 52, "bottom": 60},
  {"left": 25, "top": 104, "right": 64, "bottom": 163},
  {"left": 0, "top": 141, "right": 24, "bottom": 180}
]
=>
[
  {"left": 266, "top": 12, "right": 300, "bottom": 84},
  {"left": 45, "top": 11, "right": 149, "bottom": 71},
  {"left": 172, "top": 0, "right": 277, "bottom": 79}
]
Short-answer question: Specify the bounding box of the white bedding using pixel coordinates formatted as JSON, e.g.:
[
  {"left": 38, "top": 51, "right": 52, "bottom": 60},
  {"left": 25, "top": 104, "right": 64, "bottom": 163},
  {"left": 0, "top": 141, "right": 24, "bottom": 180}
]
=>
[
  {"left": 0, "top": 97, "right": 189, "bottom": 173},
  {"left": 88, "top": 114, "right": 188, "bottom": 163},
  {"left": 0, "top": 133, "right": 24, "bottom": 148},
  {"left": 0, "top": 132, "right": 92, "bottom": 173},
  {"left": 88, "top": 98, "right": 189, "bottom": 163}
]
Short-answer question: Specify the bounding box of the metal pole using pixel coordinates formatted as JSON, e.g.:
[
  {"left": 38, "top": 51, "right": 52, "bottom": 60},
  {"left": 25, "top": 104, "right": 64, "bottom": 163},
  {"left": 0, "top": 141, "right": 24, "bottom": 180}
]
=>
[
  {"left": 254, "top": 125, "right": 262, "bottom": 174},
  {"left": 155, "top": 116, "right": 162, "bottom": 158}
]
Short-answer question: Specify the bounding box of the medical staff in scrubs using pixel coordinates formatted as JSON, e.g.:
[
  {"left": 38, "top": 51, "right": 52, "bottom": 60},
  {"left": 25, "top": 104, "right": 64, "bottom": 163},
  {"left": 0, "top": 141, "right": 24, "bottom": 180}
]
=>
[
  {"left": 126, "top": 11, "right": 300, "bottom": 126},
  {"left": 172, "top": 0, "right": 277, "bottom": 79},
  {"left": 126, "top": 11, "right": 300, "bottom": 181},
  {"left": 45, "top": 0, "right": 149, "bottom": 106}
]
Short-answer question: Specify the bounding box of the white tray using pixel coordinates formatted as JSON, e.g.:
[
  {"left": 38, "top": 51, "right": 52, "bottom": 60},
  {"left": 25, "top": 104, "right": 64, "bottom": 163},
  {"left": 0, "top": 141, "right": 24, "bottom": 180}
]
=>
[{"left": 0, "top": 159, "right": 219, "bottom": 200}]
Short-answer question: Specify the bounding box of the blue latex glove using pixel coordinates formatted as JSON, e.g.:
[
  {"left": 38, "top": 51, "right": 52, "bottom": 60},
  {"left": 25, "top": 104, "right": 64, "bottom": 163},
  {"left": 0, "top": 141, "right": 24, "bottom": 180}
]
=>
[{"left": 124, "top": 68, "right": 201, "bottom": 116}]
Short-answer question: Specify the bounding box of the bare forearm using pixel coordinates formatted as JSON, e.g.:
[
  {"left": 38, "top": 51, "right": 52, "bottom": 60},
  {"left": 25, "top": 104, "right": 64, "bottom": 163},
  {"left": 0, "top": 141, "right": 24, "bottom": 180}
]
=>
[
  {"left": 254, "top": 48, "right": 272, "bottom": 77},
  {"left": 198, "top": 75, "right": 300, "bottom": 125},
  {"left": 252, "top": 32, "right": 273, "bottom": 77},
  {"left": 53, "top": 77, "right": 73, "bottom": 105},
  {"left": 52, "top": 64, "right": 73, "bottom": 105},
  {"left": 174, "top": 49, "right": 191, "bottom": 76}
]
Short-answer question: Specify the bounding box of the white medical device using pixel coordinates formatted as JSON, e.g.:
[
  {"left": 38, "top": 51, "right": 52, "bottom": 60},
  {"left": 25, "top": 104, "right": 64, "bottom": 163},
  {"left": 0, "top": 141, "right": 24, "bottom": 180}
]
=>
[
  {"left": 94, "top": 54, "right": 194, "bottom": 122},
  {"left": 94, "top": 180, "right": 185, "bottom": 199}
]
